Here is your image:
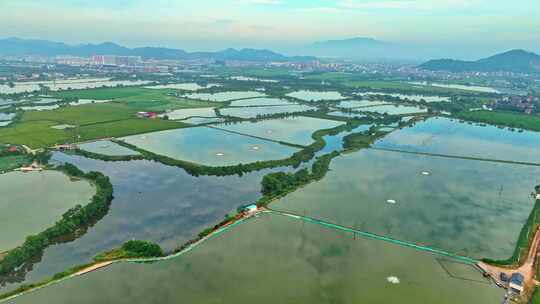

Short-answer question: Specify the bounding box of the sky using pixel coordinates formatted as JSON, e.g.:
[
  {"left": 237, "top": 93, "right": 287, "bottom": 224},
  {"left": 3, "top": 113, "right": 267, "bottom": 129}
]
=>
[{"left": 1, "top": 0, "right": 539, "bottom": 59}]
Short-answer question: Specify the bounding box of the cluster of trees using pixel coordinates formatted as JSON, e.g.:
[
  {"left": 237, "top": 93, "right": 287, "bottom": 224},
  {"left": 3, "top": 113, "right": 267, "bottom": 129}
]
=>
[
  {"left": 261, "top": 151, "right": 339, "bottom": 199},
  {"left": 72, "top": 148, "right": 144, "bottom": 162},
  {"left": 343, "top": 127, "right": 377, "bottom": 150},
  {"left": 121, "top": 240, "right": 164, "bottom": 258},
  {"left": 0, "top": 163, "right": 113, "bottom": 275}
]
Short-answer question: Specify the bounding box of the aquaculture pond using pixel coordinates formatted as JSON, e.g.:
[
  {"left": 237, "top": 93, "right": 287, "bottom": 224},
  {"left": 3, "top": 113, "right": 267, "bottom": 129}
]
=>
[
  {"left": 182, "top": 117, "right": 225, "bottom": 125},
  {"left": 274, "top": 148, "right": 540, "bottom": 260},
  {"left": 160, "top": 107, "right": 216, "bottom": 120},
  {"left": 120, "top": 127, "right": 299, "bottom": 166},
  {"left": 359, "top": 92, "right": 450, "bottom": 103},
  {"left": 0, "top": 113, "right": 15, "bottom": 121},
  {"left": 359, "top": 104, "right": 427, "bottom": 115},
  {"left": 145, "top": 83, "right": 220, "bottom": 91},
  {"left": 374, "top": 117, "right": 540, "bottom": 164},
  {"left": 0, "top": 99, "right": 19, "bottom": 106},
  {"left": 229, "top": 97, "right": 292, "bottom": 107},
  {"left": 217, "top": 116, "right": 343, "bottom": 146},
  {"left": 230, "top": 76, "right": 278, "bottom": 83},
  {"left": 183, "top": 91, "right": 265, "bottom": 102},
  {"left": 327, "top": 110, "right": 368, "bottom": 119},
  {"left": 0, "top": 153, "right": 288, "bottom": 292},
  {"left": 77, "top": 140, "right": 140, "bottom": 156},
  {"left": 0, "top": 170, "right": 95, "bottom": 252},
  {"left": 0, "top": 79, "right": 151, "bottom": 94},
  {"left": 409, "top": 82, "right": 500, "bottom": 94},
  {"left": 220, "top": 104, "right": 315, "bottom": 119},
  {"left": 10, "top": 214, "right": 502, "bottom": 304},
  {"left": 337, "top": 100, "right": 390, "bottom": 108},
  {"left": 286, "top": 90, "right": 345, "bottom": 102},
  {"left": 28, "top": 98, "right": 59, "bottom": 105},
  {"left": 19, "top": 105, "right": 60, "bottom": 111}
]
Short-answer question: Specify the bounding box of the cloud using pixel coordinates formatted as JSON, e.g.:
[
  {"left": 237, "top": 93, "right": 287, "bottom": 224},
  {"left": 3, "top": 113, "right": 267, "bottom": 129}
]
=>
[
  {"left": 294, "top": 7, "right": 342, "bottom": 14},
  {"left": 245, "top": 0, "right": 282, "bottom": 4},
  {"left": 338, "top": 0, "right": 485, "bottom": 11}
]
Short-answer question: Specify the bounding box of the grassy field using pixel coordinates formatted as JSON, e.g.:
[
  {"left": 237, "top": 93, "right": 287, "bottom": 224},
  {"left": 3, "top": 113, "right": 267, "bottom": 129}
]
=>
[
  {"left": 303, "top": 72, "right": 354, "bottom": 81},
  {"left": 457, "top": 110, "right": 540, "bottom": 131},
  {"left": 52, "top": 87, "right": 219, "bottom": 112},
  {"left": 0, "top": 103, "right": 187, "bottom": 148},
  {"left": 0, "top": 155, "right": 32, "bottom": 172}
]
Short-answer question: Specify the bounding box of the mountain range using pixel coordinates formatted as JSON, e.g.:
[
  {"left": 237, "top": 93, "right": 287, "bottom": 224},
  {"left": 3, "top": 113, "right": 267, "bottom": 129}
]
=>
[
  {"left": 0, "top": 37, "right": 315, "bottom": 62},
  {"left": 419, "top": 49, "right": 540, "bottom": 73},
  {"left": 299, "top": 37, "right": 404, "bottom": 61}
]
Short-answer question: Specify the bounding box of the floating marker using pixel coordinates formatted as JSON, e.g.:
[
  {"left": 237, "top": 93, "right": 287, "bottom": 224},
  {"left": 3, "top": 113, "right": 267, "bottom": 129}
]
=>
[
  {"left": 387, "top": 276, "right": 400, "bottom": 284},
  {"left": 386, "top": 199, "right": 397, "bottom": 204},
  {"left": 215, "top": 152, "right": 225, "bottom": 157}
]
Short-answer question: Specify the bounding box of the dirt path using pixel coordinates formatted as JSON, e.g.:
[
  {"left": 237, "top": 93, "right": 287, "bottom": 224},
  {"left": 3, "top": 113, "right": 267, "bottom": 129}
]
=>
[
  {"left": 478, "top": 227, "right": 540, "bottom": 301},
  {"left": 74, "top": 261, "right": 114, "bottom": 276}
]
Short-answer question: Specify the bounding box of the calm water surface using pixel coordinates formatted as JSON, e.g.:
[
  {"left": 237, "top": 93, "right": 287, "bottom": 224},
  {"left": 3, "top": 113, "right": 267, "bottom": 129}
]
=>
[
  {"left": 183, "top": 91, "right": 265, "bottom": 102},
  {"left": 229, "top": 97, "right": 292, "bottom": 107},
  {"left": 286, "top": 90, "right": 345, "bottom": 102},
  {"left": 120, "top": 127, "right": 299, "bottom": 166},
  {"left": 220, "top": 104, "right": 315, "bottom": 119},
  {"left": 78, "top": 140, "right": 140, "bottom": 156},
  {"left": 274, "top": 149, "right": 540, "bottom": 260},
  {"left": 375, "top": 117, "right": 540, "bottom": 163},
  {"left": 218, "top": 117, "right": 343, "bottom": 146},
  {"left": 10, "top": 214, "right": 502, "bottom": 304},
  {"left": 0, "top": 170, "right": 94, "bottom": 252},
  {"left": 0, "top": 153, "right": 285, "bottom": 292}
]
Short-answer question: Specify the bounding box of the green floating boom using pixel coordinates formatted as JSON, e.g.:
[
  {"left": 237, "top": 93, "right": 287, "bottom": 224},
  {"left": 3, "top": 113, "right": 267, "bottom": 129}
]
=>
[{"left": 272, "top": 210, "right": 478, "bottom": 265}]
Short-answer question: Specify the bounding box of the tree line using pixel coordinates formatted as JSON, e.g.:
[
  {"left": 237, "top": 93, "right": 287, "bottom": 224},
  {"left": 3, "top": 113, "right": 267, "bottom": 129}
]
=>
[{"left": 0, "top": 163, "right": 114, "bottom": 275}]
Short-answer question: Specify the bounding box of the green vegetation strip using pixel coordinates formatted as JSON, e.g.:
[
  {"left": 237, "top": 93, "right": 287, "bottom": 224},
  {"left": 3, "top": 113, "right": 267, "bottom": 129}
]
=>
[
  {"left": 111, "top": 120, "right": 367, "bottom": 176},
  {"left": 457, "top": 110, "right": 540, "bottom": 132},
  {"left": 370, "top": 147, "right": 540, "bottom": 167},
  {"left": 0, "top": 163, "right": 114, "bottom": 276},
  {"left": 70, "top": 148, "right": 144, "bottom": 162},
  {"left": 94, "top": 240, "right": 164, "bottom": 262},
  {"left": 0, "top": 153, "right": 32, "bottom": 172}
]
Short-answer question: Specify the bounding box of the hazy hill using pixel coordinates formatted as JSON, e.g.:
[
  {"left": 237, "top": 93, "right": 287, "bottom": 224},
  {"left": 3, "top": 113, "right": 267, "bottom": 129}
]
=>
[
  {"left": 0, "top": 37, "right": 315, "bottom": 62},
  {"left": 419, "top": 49, "right": 540, "bottom": 73},
  {"left": 305, "top": 37, "right": 395, "bottom": 60}
]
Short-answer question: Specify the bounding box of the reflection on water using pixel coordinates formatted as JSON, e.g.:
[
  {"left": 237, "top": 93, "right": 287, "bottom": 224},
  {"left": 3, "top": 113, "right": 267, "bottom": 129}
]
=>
[
  {"left": 274, "top": 148, "right": 540, "bottom": 260},
  {"left": 10, "top": 214, "right": 502, "bottom": 304},
  {"left": 121, "top": 127, "right": 299, "bottom": 166},
  {"left": 375, "top": 117, "right": 540, "bottom": 163},
  {"left": 0, "top": 153, "right": 286, "bottom": 292},
  {"left": 220, "top": 104, "right": 315, "bottom": 119},
  {"left": 218, "top": 116, "right": 343, "bottom": 146},
  {"left": 0, "top": 170, "right": 95, "bottom": 252},
  {"left": 229, "top": 97, "right": 292, "bottom": 107},
  {"left": 183, "top": 91, "right": 265, "bottom": 102},
  {"left": 286, "top": 90, "right": 345, "bottom": 102},
  {"left": 78, "top": 140, "right": 140, "bottom": 156}
]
